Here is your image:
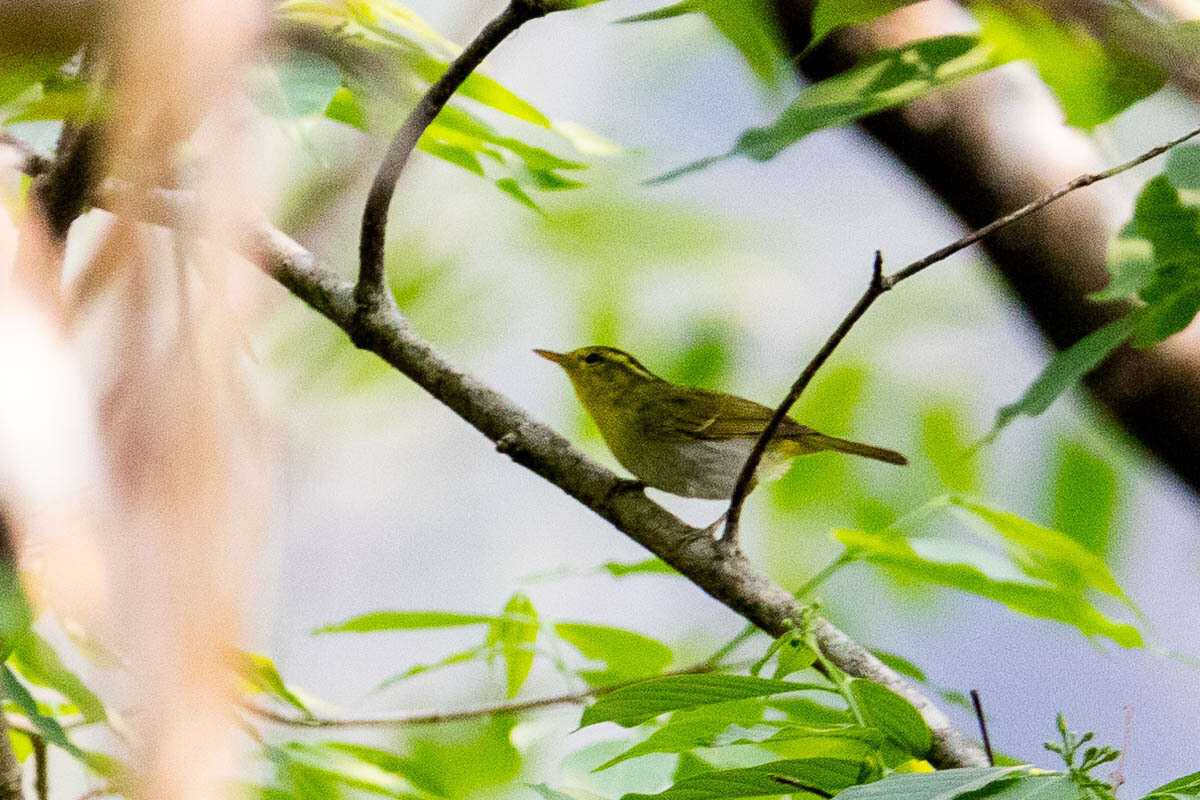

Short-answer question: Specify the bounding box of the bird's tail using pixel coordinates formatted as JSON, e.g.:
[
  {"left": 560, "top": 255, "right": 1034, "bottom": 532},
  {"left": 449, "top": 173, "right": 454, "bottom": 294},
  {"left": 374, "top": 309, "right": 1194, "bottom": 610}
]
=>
[{"left": 794, "top": 432, "right": 908, "bottom": 465}]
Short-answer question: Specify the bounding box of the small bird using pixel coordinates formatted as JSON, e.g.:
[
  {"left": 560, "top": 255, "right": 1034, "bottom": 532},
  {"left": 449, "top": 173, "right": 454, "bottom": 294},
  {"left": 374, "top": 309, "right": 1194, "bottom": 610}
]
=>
[{"left": 536, "top": 346, "right": 907, "bottom": 500}]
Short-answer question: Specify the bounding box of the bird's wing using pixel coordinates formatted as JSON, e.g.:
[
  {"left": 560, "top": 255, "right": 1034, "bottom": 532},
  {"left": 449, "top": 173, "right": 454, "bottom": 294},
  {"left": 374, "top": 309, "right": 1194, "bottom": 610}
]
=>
[{"left": 653, "top": 387, "right": 814, "bottom": 441}]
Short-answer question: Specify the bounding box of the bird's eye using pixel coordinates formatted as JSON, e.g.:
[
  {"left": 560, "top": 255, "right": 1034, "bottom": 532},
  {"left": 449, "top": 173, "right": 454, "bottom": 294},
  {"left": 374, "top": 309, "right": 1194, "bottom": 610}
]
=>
[{"left": 583, "top": 353, "right": 603, "bottom": 365}]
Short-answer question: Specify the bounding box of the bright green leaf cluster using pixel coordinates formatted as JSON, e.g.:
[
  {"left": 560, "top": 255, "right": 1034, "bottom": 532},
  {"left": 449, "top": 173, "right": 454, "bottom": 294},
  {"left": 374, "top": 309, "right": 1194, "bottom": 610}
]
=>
[
  {"left": 652, "top": 35, "right": 995, "bottom": 182},
  {"left": 571, "top": 635, "right": 944, "bottom": 799},
  {"left": 834, "top": 495, "right": 1141, "bottom": 646},
  {"left": 973, "top": 2, "right": 1164, "bottom": 129},
  {"left": 992, "top": 146, "right": 1200, "bottom": 436},
  {"left": 271, "top": 0, "right": 595, "bottom": 208}
]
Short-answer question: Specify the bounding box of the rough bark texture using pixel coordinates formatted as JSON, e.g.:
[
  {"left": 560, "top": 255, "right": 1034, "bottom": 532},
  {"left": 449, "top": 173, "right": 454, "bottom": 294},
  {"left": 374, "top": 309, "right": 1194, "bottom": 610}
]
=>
[{"left": 779, "top": 0, "right": 1200, "bottom": 494}]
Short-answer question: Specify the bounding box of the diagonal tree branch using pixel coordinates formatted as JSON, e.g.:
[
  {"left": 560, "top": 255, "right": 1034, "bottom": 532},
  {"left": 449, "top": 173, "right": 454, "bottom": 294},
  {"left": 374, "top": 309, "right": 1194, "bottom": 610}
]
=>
[
  {"left": 357, "top": 0, "right": 547, "bottom": 307},
  {"left": 721, "top": 124, "right": 1200, "bottom": 546}
]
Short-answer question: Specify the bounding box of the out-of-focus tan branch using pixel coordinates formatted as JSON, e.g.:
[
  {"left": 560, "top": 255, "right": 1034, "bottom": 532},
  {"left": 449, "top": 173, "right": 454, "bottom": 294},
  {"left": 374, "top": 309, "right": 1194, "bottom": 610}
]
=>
[{"left": 780, "top": 0, "right": 1200, "bottom": 497}]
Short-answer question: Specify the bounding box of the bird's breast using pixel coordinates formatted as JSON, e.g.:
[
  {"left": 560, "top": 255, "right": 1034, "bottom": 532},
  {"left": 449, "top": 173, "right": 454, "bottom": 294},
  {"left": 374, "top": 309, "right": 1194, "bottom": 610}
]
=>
[{"left": 612, "top": 435, "right": 793, "bottom": 500}]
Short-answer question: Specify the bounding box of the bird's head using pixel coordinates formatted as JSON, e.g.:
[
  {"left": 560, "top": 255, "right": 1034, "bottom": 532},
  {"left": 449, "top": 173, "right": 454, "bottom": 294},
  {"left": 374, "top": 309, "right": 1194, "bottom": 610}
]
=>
[{"left": 535, "top": 346, "right": 661, "bottom": 408}]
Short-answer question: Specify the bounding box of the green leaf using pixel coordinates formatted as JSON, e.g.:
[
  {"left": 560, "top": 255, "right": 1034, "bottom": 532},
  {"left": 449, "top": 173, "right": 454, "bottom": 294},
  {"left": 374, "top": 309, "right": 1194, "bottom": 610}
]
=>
[
  {"left": 1143, "top": 769, "right": 1200, "bottom": 799},
  {"left": 835, "top": 766, "right": 1027, "bottom": 799},
  {"left": 849, "top": 679, "right": 931, "bottom": 757},
  {"left": 1096, "top": 162, "right": 1200, "bottom": 348},
  {"left": 616, "top": 1, "right": 700, "bottom": 23},
  {"left": 1096, "top": 222, "right": 1156, "bottom": 302},
  {"left": 593, "top": 716, "right": 745, "bottom": 771},
  {"left": 5, "top": 73, "right": 88, "bottom": 124},
  {"left": 673, "top": 752, "right": 715, "bottom": 782},
  {"left": 617, "top": 0, "right": 785, "bottom": 85},
  {"left": 772, "top": 634, "right": 818, "bottom": 680},
  {"left": 278, "top": 0, "right": 551, "bottom": 127},
  {"left": 1, "top": 665, "right": 82, "bottom": 757},
  {"left": 489, "top": 593, "right": 538, "bottom": 698},
  {"left": 619, "top": 756, "right": 878, "bottom": 800},
  {"left": 235, "top": 651, "right": 311, "bottom": 716},
  {"left": 497, "top": 177, "right": 542, "bottom": 211},
  {"left": 525, "top": 784, "right": 580, "bottom": 800},
  {"left": 595, "top": 713, "right": 864, "bottom": 772},
  {"left": 375, "top": 645, "right": 491, "bottom": 691},
  {"left": 398, "top": 715, "right": 521, "bottom": 796},
  {"left": 981, "top": 774, "right": 1081, "bottom": 799},
  {"left": 1049, "top": 438, "right": 1117, "bottom": 556},
  {"left": 315, "top": 610, "right": 500, "bottom": 634},
  {"left": 973, "top": 2, "right": 1164, "bottom": 128},
  {"left": 869, "top": 651, "right": 926, "bottom": 684},
  {"left": 808, "top": 0, "right": 915, "bottom": 52},
  {"left": 0, "top": 52, "right": 72, "bottom": 109},
  {"left": 555, "top": 623, "right": 673, "bottom": 685},
  {"left": 601, "top": 558, "right": 678, "bottom": 577},
  {"left": 654, "top": 35, "right": 995, "bottom": 182},
  {"left": 9, "top": 631, "right": 106, "bottom": 723},
  {"left": 766, "top": 697, "right": 855, "bottom": 726},
  {"left": 324, "top": 85, "right": 366, "bottom": 129},
  {"left": 834, "top": 499, "right": 1142, "bottom": 647},
  {"left": 255, "top": 51, "right": 343, "bottom": 118},
  {"left": 275, "top": 742, "right": 418, "bottom": 797},
  {"left": 701, "top": 0, "right": 788, "bottom": 86},
  {"left": 991, "top": 316, "right": 1134, "bottom": 436},
  {"left": 952, "top": 498, "right": 1129, "bottom": 603},
  {"left": 1125, "top": 173, "right": 1200, "bottom": 347},
  {"left": 0, "top": 563, "right": 32, "bottom": 660},
  {"left": 920, "top": 404, "right": 979, "bottom": 493},
  {"left": 581, "top": 675, "right": 833, "bottom": 727}
]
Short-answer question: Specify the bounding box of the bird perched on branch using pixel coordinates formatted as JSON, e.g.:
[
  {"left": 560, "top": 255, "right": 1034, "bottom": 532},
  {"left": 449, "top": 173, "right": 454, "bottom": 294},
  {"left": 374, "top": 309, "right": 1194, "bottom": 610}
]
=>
[{"left": 536, "top": 346, "right": 907, "bottom": 500}]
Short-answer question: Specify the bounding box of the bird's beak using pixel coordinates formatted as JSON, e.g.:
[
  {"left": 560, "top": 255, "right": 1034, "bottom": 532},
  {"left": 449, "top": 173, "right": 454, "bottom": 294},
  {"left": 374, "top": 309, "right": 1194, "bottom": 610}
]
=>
[{"left": 534, "top": 348, "right": 567, "bottom": 365}]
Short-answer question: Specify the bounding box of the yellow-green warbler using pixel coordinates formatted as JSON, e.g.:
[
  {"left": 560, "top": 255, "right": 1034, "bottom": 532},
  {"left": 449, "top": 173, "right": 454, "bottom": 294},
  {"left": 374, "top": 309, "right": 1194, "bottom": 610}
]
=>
[{"left": 537, "top": 346, "right": 907, "bottom": 500}]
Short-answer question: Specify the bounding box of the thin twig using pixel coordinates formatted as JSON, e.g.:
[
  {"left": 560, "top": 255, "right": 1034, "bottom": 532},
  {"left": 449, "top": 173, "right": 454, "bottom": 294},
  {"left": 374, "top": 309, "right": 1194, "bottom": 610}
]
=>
[
  {"left": 970, "top": 689, "right": 995, "bottom": 766},
  {"left": 31, "top": 737, "right": 46, "bottom": 800},
  {"left": 722, "top": 124, "right": 1200, "bottom": 546},
  {"left": 357, "top": 0, "right": 546, "bottom": 306},
  {"left": 723, "top": 252, "right": 887, "bottom": 544},
  {"left": 243, "top": 662, "right": 714, "bottom": 729}
]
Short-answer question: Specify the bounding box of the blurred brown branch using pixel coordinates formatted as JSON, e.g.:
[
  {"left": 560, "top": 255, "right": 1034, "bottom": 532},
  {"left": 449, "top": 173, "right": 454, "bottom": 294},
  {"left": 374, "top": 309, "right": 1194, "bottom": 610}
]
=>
[{"left": 781, "top": 0, "right": 1200, "bottom": 498}]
